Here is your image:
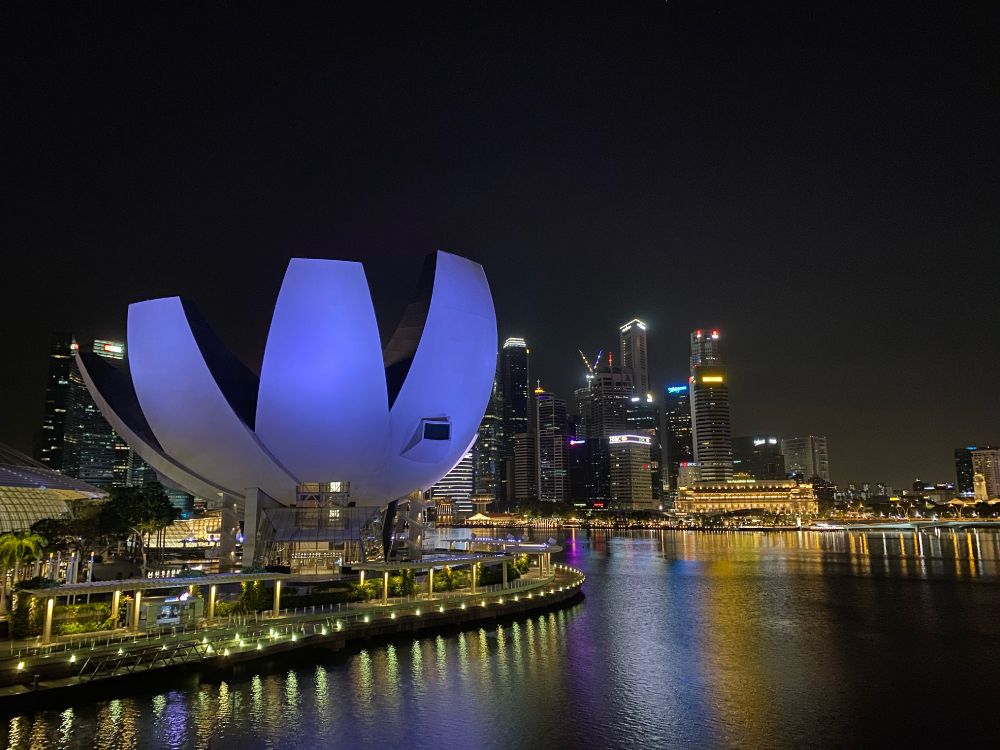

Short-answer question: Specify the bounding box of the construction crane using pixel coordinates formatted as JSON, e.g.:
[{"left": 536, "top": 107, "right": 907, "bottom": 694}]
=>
[{"left": 578, "top": 349, "right": 604, "bottom": 380}]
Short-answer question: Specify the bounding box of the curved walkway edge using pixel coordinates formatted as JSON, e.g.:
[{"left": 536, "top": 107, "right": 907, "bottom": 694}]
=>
[{"left": 0, "top": 564, "right": 586, "bottom": 715}]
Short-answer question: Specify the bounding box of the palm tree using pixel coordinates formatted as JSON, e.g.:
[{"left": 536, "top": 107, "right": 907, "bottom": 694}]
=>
[
  {"left": 0, "top": 530, "right": 46, "bottom": 589},
  {"left": 0, "top": 544, "right": 12, "bottom": 615}
]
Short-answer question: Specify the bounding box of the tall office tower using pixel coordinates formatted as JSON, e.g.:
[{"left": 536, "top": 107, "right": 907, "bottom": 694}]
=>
[
  {"left": 574, "top": 385, "right": 593, "bottom": 438},
  {"left": 431, "top": 450, "right": 475, "bottom": 513},
  {"left": 619, "top": 318, "right": 649, "bottom": 396},
  {"left": 567, "top": 438, "right": 610, "bottom": 508},
  {"left": 732, "top": 436, "right": 786, "bottom": 479},
  {"left": 781, "top": 435, "right": 831, "bottom": 482},
  {"left": 473, "top": 373, "right": 504, "bottom": 502},
  {"left": 689, "top": 328, "right": 732, "bottom": 481},
  {"left": 499, "top": 337, "right": 531, "bottom": 506},
  {"left": 626, "top": 394, "right": 662, "bottom": 500},
  {"left": 63, "top": 340, "right": 128, "bottom": 487},
  {"left": 512, "top": 431, "right": 538, "bottom": 503},
  {"left": 577, "top": 362, "right": 633, "bottom": 439},
  {"left": 972, "top": 448, "right": 1000, "bottom": 500},
  {"left": 663, "top": 384, "right": 694, "bottom": 495},
  {"left": 535, "top": 386, "right": 569, "bottom": 502},
  {"left": 607, "top": 434, "right": 654, "bottom": 511},
  {"left": 36, "top": 332, "right": 75, "bottom": 469}
]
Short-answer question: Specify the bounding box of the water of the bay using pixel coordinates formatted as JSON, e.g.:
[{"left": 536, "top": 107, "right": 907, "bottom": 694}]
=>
[{"left": 4, "top": 527, "right": 1000, "bottom": 749}]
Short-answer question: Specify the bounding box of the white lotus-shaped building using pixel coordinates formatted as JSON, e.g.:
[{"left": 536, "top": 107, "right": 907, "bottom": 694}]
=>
[{"left": 76, "top": 251, "right": 496, "bottom": 563}]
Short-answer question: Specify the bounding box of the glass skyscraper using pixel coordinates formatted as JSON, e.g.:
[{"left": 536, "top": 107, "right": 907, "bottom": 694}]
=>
[
  {"left": 689, "top": 329, "right": 733, "bottom": 481},
  {"left": 663, "top": 384, "right": 693, "bottom": 496},
  {"left": 36, "top": 332, "right": 74, "bottom": 470},
  {"left": 500, "top": 337, "right": 532, "bottom": 505}
]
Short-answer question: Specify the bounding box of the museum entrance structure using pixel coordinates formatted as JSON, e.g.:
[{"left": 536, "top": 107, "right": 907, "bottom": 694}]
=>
[{"left": 76, "top": 251, "right": 497, "bottom": 573}]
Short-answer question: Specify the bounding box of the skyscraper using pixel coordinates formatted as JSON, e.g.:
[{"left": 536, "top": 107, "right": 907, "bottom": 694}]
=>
[
  {"left": 732, "top": 436, "right": 786, "bottom": 479},
  {"left": 500, "top": 337, "right": 532, "bottom": 505},
  {"left": 513, "top": 432, "right": 538, "bottom": 503},
  {"left": 781, "top": 435, "right": 831, "bottom": 482},
  {"left": 607, "top": 434, "right": 654, "bottom": 511},
  {"left": 473, "top": 374, "right": 504, "bottom": 502},
  {"left": 619, "top": 318, "right": 649, "bottom": 396},
  {"left": 567, "top": 438, "right": 610, "bottom": 508},
  {"left": 535, "top": 386, "right": 568, "bottom": 502},
  {"left": 63, "top": 340, "right": 128, "bottom": 487},
  {"left": 576, "top": 361, "right": 633, "bottom": 439},
  {"left": 626, "top": 394, "right": 662, "bottom": 501},
  {"left": 36, "top": 332, "right": 74, "bottom": 470},
  {"left": 431, "top": 450, "right": 475, "bottom": 513},
  {"left": 689, "top": 329, "right": 732, "bottom": 481},
  {"left": 663, "top": 384, "right": 694, "bottom": 495}
]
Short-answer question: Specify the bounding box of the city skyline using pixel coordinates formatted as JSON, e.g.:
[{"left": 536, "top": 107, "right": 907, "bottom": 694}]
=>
[{"left": 3, "top": 3, "right": 998, "bottom": 488}]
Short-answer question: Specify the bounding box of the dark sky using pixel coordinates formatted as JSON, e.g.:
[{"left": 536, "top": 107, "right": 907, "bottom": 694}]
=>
[{"left": 3, "top": 2, "right": 998, "bottom": 487}]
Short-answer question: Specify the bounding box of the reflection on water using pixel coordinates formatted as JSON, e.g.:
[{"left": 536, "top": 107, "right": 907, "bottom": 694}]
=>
[{"left": 5, "top": 530, "right": 1000, "bottom": 749}]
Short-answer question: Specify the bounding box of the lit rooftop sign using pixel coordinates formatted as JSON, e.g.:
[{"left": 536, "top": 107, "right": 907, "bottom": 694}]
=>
[
  {"left": 700, "top": 375, "right": 724, "bottom": 383},
  {"left": 608, "top": 434, "right": 652, "bottom": 446},
  {"left": 666, "top": 385, "right": 688, "bottom": 394},
  {"left": 619, "top": 319, "right": 647, "bottom": 332},
  {"left": 93, "top": 340, "right": 125, "bottom": 359}
]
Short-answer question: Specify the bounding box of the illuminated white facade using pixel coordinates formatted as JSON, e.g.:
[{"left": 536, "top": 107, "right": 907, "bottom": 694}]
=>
[{"left": 76, "top": 250, "right": 497, "bottom": 514}]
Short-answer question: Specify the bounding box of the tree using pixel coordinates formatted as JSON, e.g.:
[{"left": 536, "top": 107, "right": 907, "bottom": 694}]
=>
[
  {"left": 0, "top": 530, "right": 46, "bottom": 613},
  {"left": 32, "top": 501, "right": 105, "bottom": 558},
  {"left": 100, "top": 482, "right": 179, "bottom": 575}
]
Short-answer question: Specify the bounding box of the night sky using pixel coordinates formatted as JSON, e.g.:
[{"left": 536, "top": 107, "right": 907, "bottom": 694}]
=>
[{"left": 4, "top": 2, "right": 998, "bottom": 487}]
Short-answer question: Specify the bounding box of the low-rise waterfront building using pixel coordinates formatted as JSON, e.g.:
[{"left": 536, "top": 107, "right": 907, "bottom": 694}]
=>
[{"left": 675, "top": 478, "right": 818, "bottom": 515}]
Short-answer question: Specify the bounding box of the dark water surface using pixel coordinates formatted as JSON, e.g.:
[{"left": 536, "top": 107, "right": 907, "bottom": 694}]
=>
[{"left": 5, "top": 528, "right": 1000, "bottom": 749}]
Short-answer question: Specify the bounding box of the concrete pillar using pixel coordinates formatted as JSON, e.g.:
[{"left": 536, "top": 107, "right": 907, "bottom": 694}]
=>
[
  {"left": 111, "top": 590, "right": 121, "bottom": 627},
  {"left": 382, "top": 571, "right": 389, "bottom": 605},
  {"left": 359, "top": 570, "right": 365, "bottom": 585},
  {"left": 428, "top": 568, "right": 434, "bottom": 596},
  {"left": 208, "top": 585, "right": 217, "bottom": 620},
  {"left": 272, "top": 580, "right": 282, "bottom": 617},
  {"left": 242, "top": 488, "right": 260, "bottom": 566},
  {"left": 471, "top": 563, "right": 478, "bottom": 594},
  {"left": 502, "top": 561, "right": 508, "bottom": 589},
  {"left": 42, "top": 597, "right": 55, "bottom": 644},
  {"left": 131, "top": 591, "right": 142, "bottom": 631}
]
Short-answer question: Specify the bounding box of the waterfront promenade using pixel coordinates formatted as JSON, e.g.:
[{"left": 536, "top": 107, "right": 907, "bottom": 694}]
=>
[{"left": 0, "top": 563, "right": 585, "bottom": 712}]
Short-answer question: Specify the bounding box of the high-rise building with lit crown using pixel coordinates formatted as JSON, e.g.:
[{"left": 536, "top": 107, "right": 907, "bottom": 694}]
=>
[
  {"left": 626, "top": 394, "right": 662, "bottom": 501},
  {"left": 664, "top": 384, "right": 694, "bottom": 494},
  {"left": 500, "top": 337, "right": 532, "bottom": 505},
  {"left": 608, "top": 434, "right": 654, "bottom": 511},
  {"left": 619, "top": 318, "right": 649, "bottom": 396},
  {"left": 689, "top": 328, "right": 732, "bottom": 481},
  {"left": 733, "top": 435, "right": 786, "bottom": 479}
]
